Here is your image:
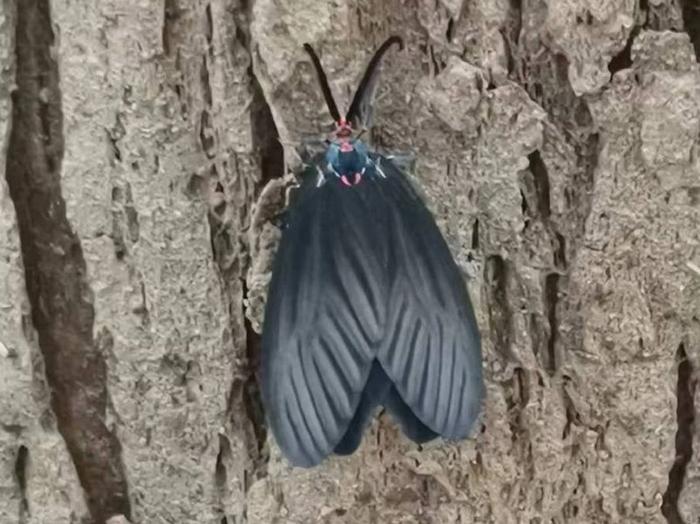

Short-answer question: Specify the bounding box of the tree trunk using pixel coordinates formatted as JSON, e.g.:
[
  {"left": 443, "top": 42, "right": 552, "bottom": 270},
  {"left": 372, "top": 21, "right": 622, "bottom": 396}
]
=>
[{"left": 1, "top": 0, "right": 699, "bottom": 523}]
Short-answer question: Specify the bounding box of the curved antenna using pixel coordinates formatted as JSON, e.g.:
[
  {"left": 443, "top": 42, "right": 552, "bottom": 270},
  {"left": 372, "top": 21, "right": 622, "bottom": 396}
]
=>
[
  {"left": 303, "top": 43, "right": 342, "bottom": 123},
  {"left": 346, "top": 36, "right": 403, "bottom": 129}
]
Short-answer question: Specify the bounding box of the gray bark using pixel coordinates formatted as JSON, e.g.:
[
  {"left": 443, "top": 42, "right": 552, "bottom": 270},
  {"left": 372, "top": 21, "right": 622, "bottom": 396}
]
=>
[{"left": 0, "top": 0, "right": 699, "bottom": 523}]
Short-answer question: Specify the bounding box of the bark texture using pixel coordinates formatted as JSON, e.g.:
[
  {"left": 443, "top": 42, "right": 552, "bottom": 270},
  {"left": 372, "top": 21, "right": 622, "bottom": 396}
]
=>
[{"left": 0, "top": 0, "right": 699, "bottom": 523}]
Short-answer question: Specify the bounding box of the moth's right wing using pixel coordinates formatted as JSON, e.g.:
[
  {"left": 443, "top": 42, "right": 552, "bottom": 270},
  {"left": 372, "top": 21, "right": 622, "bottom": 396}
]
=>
[
  {"left": 374, "top": 158, "right": 485, "bottom": 440},
  {"left": 260, "top": 173, "right": 387, "bottom": 467}
]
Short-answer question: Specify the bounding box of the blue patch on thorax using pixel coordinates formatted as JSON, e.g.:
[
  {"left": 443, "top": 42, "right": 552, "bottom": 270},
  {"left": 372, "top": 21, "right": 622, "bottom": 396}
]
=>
[{"left": 325, "top": 140, "right": 370, "bottom": 177}]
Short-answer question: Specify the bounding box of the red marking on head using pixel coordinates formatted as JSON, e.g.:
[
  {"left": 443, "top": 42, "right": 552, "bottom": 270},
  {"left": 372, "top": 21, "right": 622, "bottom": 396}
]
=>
[{"left": 335, "top": 118, "right": 353, "bottom": 138}]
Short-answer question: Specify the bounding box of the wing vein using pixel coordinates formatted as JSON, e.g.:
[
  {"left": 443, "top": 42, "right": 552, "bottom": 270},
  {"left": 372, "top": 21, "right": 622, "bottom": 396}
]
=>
[{"left": 290, "top": 363, "right": 323, "bottom": 457}]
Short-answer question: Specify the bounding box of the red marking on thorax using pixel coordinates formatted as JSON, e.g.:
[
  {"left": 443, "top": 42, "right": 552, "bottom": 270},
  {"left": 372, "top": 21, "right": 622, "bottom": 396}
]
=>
[
  {"left": 340, "top": 172, "right": 363, "bottom": 187},
  {"left": 335, "top": 119, "right": 354, "bottom": 152}
]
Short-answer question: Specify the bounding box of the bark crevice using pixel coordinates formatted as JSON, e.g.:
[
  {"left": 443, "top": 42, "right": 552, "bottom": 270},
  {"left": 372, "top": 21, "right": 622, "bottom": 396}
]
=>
[
  {"left": 544, "top": 273, "right": 559, "bottom": 374},
  {"left": 502, "top": 0, "right": 523, "bottom": 77},
  {"left": 14, "top": 445, "right": 29, "bottom": 522},
  {"left": 250, "top": 76, "right": 284, "bottom": 188},
  {"left": 229, "top": 0, "right": 284, "bottom": 489},
  {"left": 5, "top": 1, "right": 131, "bottom": 521},
  {"left": 680, "top": 0, "right": 700, "bottom": 61},
  {"left": 486, "top": 255, "right": 513, "bottom": 360},
  {"left": 527, "top": 150, "right": 551, "bottom": 220},
  {"left": 607, "top": 28, "right": 636, "bottom": 75},
  {"left": 240, "top": 279, "right": 270, "bottom": 483},
  {"left": 662, "top": 343, "right": 696, "bottom": 524},
  {"left": 162, "top": 0, "right": 182, "bottom": 58},
  {"left": 199, "top": 2, "right": 282, "bottom": 513}
]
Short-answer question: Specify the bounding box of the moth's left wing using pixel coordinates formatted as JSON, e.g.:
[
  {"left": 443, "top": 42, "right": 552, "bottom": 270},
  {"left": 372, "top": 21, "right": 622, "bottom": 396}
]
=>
[
  {"left": 372, "top": 156, "right": 485, "bottom": 439},
  {"left": 260, "top": 170, "right": 388, "bottom": 467}
]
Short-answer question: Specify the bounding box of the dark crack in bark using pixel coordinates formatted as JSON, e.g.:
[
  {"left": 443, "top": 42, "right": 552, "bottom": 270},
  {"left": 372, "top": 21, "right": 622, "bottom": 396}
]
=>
[
  {"left": 240, "top": 279, "right": 270, "bottom": 485},
  {"left": 250, "top": 76, "right": 284, "bottom": 188},
  {"left": 507, "top": 15, "right": 603, "bottom": 482},
  {"left": 607, "top": 27, "right": 636, "bottom": 75},
  {"left": 554, "top": 233, "right": 567, "bottom": 269},
  {"left": 228, "top": 0, "right": 284, "bottom": 490},
  {"left": 111, "top": 182, "right": 139, "bottom": 261},
  {"left": 197, "top": 3, "right": 283, "bottom": 516},
  {"left": 516, "top": 45, "right": 598, "bottom": 249},
  {"left": 229, "top": 0, "right": 284, "bottom": 191},
  {"left": 680, "top": 0, "right": 700, "bottom": 61},
  {"left": 561, "top": 375, "right": 581, "bottom": 440},
  {"left": 5, "top": 1, "right": 131, "bottom": 522},
  {"left": 215, "top": 433, "right": 231, "bottom": 489},
  {"left": 200, "top": 50, "right": 216, "bottom": 158},
  {"left": 486, "top": 255, "right": 513, "bottom": 359},
  {"left": 544, "top": 273, "right": 559, "bottom": 375},
  {"left": 214, "top": 431, "right": 232, "bottom": 522},
  {"left": 161, "top": 0, "right": 190, "bottom": 117},
  {"left": 662, "top": 343, "right": 696, "bottom": 524},
  {"left": 14, "top": 445, "right": 29, "bottom": 522},
  {"left": 205, "top": 2, "right": 214, "bottom": 52},
  {"left": 446, "top": 17, "right": 455, "bottom": 43},
  {"left": 528, "top": 150, "right": 551, "bottom": 220},
  {"left": 521, "top": 148, "right": 565, "bottom": 372},
  {"left": 162, "top": 0, "right": 183, "bottom": 57},
  {"left": 168, "top": 2, "right": 275, "bottom": 498},
  {"left": 502, "top": 0, "right": 523, "bottom": 77},
  {"left": 471, "top": 218, "right": 480, "bottom": 250},
  {"left": 575, "top": 130, "right": 600, "bottom": 246},
  {"left": 505, "top": 368, "right": 530, "bottom": 442}
]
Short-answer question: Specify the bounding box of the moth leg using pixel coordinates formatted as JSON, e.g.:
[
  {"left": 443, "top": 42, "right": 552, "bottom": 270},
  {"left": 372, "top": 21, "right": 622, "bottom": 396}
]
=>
[
  {"left": 314, "top": 165, "right": 327, "bottom": 187},
  {"left": 385, "top": 151, "right": 417, "bottom": 174},
  {"left": 276, "top": 135, "right": 328, "bottom": 171}
]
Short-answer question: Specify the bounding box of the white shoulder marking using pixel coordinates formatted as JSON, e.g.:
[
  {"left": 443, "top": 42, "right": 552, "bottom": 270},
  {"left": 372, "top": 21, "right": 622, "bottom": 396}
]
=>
[
  {"left": 374, "top": 157, "right": 387, "bottom": 179},
  {"left": 316, "top": 165, "right": 326, "bottom": 187}
]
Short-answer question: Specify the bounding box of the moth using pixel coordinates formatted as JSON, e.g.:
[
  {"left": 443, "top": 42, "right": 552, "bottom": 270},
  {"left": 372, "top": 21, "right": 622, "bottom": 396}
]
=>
[{"left": 261, "top": 36, "right": 484, "bottom": 467}]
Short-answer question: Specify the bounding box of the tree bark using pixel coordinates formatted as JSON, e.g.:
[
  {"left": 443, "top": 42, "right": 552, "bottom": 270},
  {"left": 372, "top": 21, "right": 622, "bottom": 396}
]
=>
[{"left": 1, "top": 0, "right": 698, "bottom": 523}]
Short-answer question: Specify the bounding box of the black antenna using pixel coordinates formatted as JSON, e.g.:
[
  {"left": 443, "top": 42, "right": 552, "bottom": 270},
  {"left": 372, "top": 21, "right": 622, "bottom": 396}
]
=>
[
  {"left": 345, "top": 36, "right": 403, "bottom": 126},
  {"left": 303, "top": 43, "right": 342, "bottom": 123}
]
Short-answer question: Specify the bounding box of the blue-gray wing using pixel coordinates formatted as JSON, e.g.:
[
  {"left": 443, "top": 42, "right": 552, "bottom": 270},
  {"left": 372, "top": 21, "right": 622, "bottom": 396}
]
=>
[
  {"left": 374, "top": 156, "right": 484, "bottom": 440},
  {"left": 260, "top": 171, "right": 387, "bottom": 467},
  {"left": 262, "top": 157, "right": 483, "bottom": 467}
]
